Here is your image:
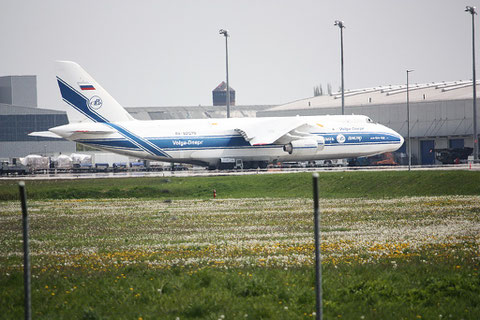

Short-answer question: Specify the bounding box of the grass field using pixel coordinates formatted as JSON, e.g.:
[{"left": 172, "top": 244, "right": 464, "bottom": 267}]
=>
[
  {"left": 1, "top": 170, "right": 480, "bottom": 201},
  {"left": 1, "top": 171, "right": 479, "bottom": 319}
]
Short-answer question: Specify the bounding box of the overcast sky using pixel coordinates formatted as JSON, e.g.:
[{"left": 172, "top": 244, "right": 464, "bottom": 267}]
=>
[{"left": 1, "top": 0, "right": 479, "bottom": 110}]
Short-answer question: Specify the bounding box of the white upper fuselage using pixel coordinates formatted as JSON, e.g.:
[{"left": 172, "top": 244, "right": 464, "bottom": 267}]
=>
[{"left": 50, "top": 114, "right": 404, "bottom": 166}]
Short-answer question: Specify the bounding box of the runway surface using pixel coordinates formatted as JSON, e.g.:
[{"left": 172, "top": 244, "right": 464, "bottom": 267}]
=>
[{"left": 1, "top": 164, "right": 479, "bottom": 180}]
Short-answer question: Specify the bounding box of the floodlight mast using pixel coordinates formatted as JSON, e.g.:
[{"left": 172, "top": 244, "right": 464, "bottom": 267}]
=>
[
  {"left": 465, "top": 6, "right": 478, "bottom": 162},
  {"left": 219, "top": 29, "right": 231, "bottom": 118},
  {"left": 406, "top": 70, "right": 414, "bottom": 171},
  {"left": 334, "top": 20, "right": 345, "bottom": 115}
]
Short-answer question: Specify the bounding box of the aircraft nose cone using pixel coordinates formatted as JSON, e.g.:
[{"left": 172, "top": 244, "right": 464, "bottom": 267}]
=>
[
  {"left": 397, "top": 132, "right": 405, "bottom": 146},
  {"left": 390, "top": 129, "right": 405, "bottom": 152},
  {"left": 382, "top": 125, "right": 404, "bottom": 151}
]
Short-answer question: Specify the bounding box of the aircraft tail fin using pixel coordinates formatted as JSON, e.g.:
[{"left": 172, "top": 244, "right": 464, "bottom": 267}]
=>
[{"left": 55, "top": 61, "right": 135, "bottom": 123}]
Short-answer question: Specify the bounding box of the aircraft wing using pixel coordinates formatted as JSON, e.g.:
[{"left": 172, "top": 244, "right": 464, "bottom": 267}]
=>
[{"left": 235, "top": 117, "right": 313, "bottom": 145}]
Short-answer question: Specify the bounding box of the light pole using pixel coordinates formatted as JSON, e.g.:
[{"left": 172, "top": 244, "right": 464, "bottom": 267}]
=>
[
  {"left": 334, "top": 20, "right": 345, "bottom": 115},
  {"left": 466, "top": 6, "right": 478, "bottom": 162},
  {"left": 407, "top": 70, "right": 414, "bottom": 171},
  {"left": 219, "top": 29, "right": 231, "bottom": 118}
]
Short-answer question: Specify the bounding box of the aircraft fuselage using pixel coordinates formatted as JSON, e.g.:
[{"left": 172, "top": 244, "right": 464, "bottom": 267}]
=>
[{"left": 49, "top": 114, "right": 404, "bottom": 167}]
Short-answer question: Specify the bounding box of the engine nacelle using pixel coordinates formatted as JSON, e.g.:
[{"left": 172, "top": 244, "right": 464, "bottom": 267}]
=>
[{"left": 283, "top": 137, "right": 325, "bottom": 155}]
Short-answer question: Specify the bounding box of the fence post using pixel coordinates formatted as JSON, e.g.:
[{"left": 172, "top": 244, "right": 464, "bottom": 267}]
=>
[
  {"left": 312, "top": 173, "right": 322, "bottom": 320},
  {"left": 19, "top": 181, "right": 31, "bottom": 320}
]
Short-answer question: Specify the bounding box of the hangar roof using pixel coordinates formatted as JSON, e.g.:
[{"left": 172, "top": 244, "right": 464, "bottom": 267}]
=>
[
  {"left": 267, "top": 80, "right": 480, "bottom": 112},
  {"left": 125, "top": 105, "right": 273, "bottom": 120},
  {"left": 1, "top": 103, "right": 272, "bottom": 120}
]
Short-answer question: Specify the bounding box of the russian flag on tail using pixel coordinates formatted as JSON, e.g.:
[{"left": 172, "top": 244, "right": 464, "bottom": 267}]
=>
[{"left": 79, "top": 83, "right": 95, "bottom": 91}]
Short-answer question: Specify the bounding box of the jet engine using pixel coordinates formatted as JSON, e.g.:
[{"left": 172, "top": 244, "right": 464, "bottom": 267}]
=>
[{"left": 283, "top": 137, "right": 325, "bottom": 155}]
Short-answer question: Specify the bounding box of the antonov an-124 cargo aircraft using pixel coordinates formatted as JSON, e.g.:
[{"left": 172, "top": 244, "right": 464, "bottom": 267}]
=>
[{"left": 30, "top": 61, "right": 404, "bottom": 169}]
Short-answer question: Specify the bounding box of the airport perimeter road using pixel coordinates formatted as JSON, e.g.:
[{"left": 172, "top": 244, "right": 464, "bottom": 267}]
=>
[{"left": 1, "top": 164, "right": 479, "bottom": 180}]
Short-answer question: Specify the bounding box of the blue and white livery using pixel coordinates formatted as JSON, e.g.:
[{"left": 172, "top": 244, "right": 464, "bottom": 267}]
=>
[{"left": 30, "top": 61, "right": 404, "bottom": 168}]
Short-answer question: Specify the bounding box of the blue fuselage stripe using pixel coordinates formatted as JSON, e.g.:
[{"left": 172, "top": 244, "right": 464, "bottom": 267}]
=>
[
  {"left": 76, "top": 132, "right": 402, "bottom": 152},
  {"left": 107, "top": 123, "right": 170, "bottom": 157}
]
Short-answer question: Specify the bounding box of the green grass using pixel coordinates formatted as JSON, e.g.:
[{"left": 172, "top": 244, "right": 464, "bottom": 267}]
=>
[
  {"left": 2, "top": 261, "right": 478, "bottom": 319},
  {"left": 1, "top": 170, "right": 480, "bottom": 201},
  {"left": 1, "top": 171, "right": 479, "bottom": 319}
]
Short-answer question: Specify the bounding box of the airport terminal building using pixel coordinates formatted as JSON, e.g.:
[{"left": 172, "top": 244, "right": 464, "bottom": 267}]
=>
[{"left": 0, "top": 76, "right": 75, "bottom": 159}]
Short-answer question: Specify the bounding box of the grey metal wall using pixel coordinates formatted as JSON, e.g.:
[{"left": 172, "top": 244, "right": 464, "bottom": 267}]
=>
[
  {"left": 0, "top": 113, "right": 69, "bottom": 142},
  {"left": 0, "top": 141, "right": 76, "bottom": 159},
  {"left": 258, "top": 98, "right": 479, "bottom": 139},
  {"left": 0, "top": 77, "right": 12, "bottom": 105},
  {"left": 0, "top": 76, "right": 37, "bottom": 107},
  {"left": 0, "top": 104, "right": 74, "bottom": 159},
  {"left": 350, "top": 99, "right": 478, "bottom": 139}
]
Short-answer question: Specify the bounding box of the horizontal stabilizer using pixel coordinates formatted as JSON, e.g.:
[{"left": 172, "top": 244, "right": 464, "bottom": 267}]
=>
[
  {"left": 28, "top": 131, "right": 63, "bottom": 139},
  {"left": 40, "top": 122, "right": 118, "bottom": 139},
  {"left": 72, "top": 129, "right": 117, "bottom": 134}
]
